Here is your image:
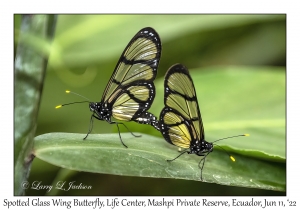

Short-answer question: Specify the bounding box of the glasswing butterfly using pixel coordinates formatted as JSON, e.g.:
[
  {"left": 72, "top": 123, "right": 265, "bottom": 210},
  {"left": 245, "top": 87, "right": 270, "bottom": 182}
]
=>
[
  {"left": 57, "top": 27, "right": 161, "bottom": 147},
  {"left": 159, "top": 63, "right": 248, "bottom": 180}
]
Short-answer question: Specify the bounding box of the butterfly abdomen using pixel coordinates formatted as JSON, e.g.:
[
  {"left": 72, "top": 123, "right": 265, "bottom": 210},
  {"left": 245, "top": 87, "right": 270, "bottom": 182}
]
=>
[{"left": 134, "top": 112, "right": 160, "bottom": 131}]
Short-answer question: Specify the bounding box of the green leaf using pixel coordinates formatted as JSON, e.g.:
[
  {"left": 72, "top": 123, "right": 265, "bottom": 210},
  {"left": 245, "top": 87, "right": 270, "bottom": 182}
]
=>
[
  {"left": 31, "top": 16, "right": 285, "bottom": 195},
  {"left": 118, "top": 66, "right": 285, "bottom": 163},
  {"left": 33, "top": 133, "right": 285, "bottom": 191}
]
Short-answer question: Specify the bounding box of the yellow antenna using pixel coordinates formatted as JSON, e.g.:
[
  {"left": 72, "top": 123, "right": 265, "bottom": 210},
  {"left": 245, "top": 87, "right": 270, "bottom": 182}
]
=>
[
  {"left": 230, "top": 156, "right": 235, "bottom": 162},
  {"left": 214, "top": 133, "right": 250, "bottom": 163},
  {"left": 55, "top": 90, "right": 90, "bottom": 109}
]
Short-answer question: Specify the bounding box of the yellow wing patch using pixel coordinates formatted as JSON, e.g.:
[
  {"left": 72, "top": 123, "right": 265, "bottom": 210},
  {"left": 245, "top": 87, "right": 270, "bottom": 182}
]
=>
[
  {"left": 161, "top": 64, "right": 204, "bottom": 143},
  {"left": 163, "top": 111, "right": 191, "bottom": 148},
  {"left": 112, "top": 86, "right": 150, "bottom": 121}
]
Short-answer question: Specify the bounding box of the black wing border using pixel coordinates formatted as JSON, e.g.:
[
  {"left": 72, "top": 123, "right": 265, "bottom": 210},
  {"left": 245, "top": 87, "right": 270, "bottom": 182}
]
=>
[
  {"left": 160, "top": 63, "right": 205, "bottom": 145},
  {"left": 101, "top": 27, "right": 161, "bottom": 103},
  {"left": 109, "top": 81, "right": 156, "bottom": 119}
]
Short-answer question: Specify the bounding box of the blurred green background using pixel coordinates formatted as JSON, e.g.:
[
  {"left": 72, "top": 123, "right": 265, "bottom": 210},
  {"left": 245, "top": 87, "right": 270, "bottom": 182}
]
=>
[{"left": 14, "top": 14, "right": 285, "bottom": 195}]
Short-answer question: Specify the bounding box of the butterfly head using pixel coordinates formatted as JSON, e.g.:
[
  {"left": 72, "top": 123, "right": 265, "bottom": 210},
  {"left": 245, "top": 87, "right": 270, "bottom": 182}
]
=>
[
  {"left": 89, "top": 102, "right": 97, "bottom": 112},
  {"left": 89, "top": 102, "right": 103, "bottom": 115},
  {"left": 89, "top": 102, "right": 112, "bottom": 121},
  {"left": 190, "top": 140, "right": 213, "bottom": 156},
  {"left": 203, "top": 141, "right": 213, "bottom": 153}
]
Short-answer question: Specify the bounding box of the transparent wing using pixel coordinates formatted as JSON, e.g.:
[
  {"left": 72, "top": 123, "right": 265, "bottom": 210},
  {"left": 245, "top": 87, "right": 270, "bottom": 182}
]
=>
[
  {"left": 100, "top": 27, "right": 161, "bottom": 121},
  {"left": 160, "top": 64, "right": 204, "bottom": 147},
  {"left": 160, "top": 107, "right": 191, "bottom": 148},
  {"left": 111, "top": 82, "right": 154, "bottom": 121},
  {"left": 102, "top": 27, "right": 161, "bottom": 105}
]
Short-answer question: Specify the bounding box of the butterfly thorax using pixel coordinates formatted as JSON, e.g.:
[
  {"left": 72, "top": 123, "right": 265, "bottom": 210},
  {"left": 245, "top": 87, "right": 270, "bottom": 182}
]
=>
[
  {"left": 89, "top": 102, "right": 112, "bottom": 121},
  {"left": 189, "top": 139, "right": 213, "bottom": 156}
]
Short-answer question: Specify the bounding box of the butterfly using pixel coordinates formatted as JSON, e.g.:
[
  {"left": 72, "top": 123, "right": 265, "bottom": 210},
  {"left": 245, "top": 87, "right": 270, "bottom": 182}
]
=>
[
  {"left": 159, "top": 63, "right": 248, "bottom": 180},
  {"left": 57, "top": 27, "right": 161, "bottom": 148}
]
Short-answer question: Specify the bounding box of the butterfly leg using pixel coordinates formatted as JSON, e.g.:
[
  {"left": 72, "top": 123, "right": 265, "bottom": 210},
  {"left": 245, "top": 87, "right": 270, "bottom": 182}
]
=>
[
  {"left": 198, "top": 152, "right": 211, "bottom": 181},
  {"left": 109, "top": 120, "right": 141, "bottom": 138},
  {"left": 198, "top": 157, "right": 206, "bottom": 181},
  {"left": 119, "top": 122, "right": 141, "bottom": 138},
  {"left": 167, "top": 149, "right": 188, "bottom": 162},
  {"left": 83, "top": 114, "right": 95, "bottom": 140},
  {"left": 107, "top": 121, "right": 129, "bottom": 148}
]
